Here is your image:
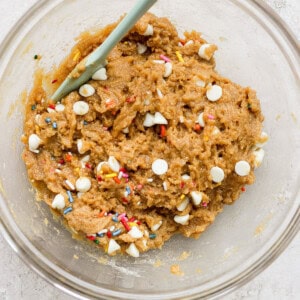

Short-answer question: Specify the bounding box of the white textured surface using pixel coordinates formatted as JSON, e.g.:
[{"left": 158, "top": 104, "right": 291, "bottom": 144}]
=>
[{"left": 0, "top": 0, "right": 299, "bottom": 299}]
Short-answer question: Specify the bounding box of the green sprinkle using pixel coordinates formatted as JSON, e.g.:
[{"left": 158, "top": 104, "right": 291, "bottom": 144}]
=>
[
  {"left": 94, "top": 239, "right": 100, "bottom": 244},
  {"left": 83, "top": 120, "right": 88, "bottom": 125},
  {"left": 34, "top": 54, "right": 39, "bottom": 60},
  {"left": 247, "top": 103, "right": 252, "bottom": 109},
  {"left": 31, "top": 105, "right": 36, "bottom": 111}
]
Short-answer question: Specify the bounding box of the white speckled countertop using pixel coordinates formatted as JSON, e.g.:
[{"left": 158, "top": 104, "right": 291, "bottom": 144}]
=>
[{"left": 0, "top": 1, "right": 299, "bottom": 299}]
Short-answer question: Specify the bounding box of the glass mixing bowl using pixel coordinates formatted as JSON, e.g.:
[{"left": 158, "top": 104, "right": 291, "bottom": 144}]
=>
[{"left": 0, "top": 0, "right": 299, "bottom": 299}]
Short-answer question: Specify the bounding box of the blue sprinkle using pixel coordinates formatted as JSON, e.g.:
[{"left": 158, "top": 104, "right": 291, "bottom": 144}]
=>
[
  {"left": 96, "top": 232, "right": 105, "bottom": 237},
  {"left": 63, "top": 207, "right": 73, "bottom": 215},
  {"left": 45, "top": 117, "right": 51, "bottom": 124},
  {"left": 125, "top": 186, "right": 131, "bottom": 195},
  {"left": 67, "top": 190, "right": 74, "bottom": 203},
  {"left": 112, "top": 229, "right": 122, "bottom": 237},
  {"left": 52, "top": 122, "right": 57, "bottom": 129},
  {"left": 83, "top": 120, "right": 88, "bottom": 125},
  {"left": 149, "top": 233, "right": 156, "bottom": 239},
  {"left": 31, "top": 105, "right": 36, "bottom": 111},
  {"left": 112, "top": 216, "right": 119, "bottom": 222}
]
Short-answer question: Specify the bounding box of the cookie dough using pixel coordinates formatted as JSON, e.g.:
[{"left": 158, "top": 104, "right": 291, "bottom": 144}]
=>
[{"left": 22, "top": 13, "right": 267, "bottom": 257}]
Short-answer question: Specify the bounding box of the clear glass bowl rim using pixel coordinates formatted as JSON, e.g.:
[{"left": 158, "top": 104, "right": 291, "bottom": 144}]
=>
[{"left": 0, "top": 0, "right": 299, "bottom": 299}]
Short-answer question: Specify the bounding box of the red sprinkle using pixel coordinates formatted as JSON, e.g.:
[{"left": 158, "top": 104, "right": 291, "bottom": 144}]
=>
[
  {"left": 97, "top": 176, "right": 103, "bottom": 182},
  {"left": 179, "top": 39, "right": 186, "bottom": 45},
  {"left": 160, "top": 125, "right": 167, "bottom": 138},
  {"left": 122, "top": 197, "right": 129, "bottom": 204},
  {"left": 120, "top": 168, "right": 127, "bottom": 173},
  {"left": 128, "top": 217, "right": 135, "bottom": 222},
  {"left": 194, "top": 124, "right": 201, "bottom": 132},
  {"left": 85, "top": 163, "right": 92, "bottom": 169},
  {"left": 107, "top": 231, "right": 112, "bottom": 238},
  {"left": 241, "top": 187, "right": 246, "bottom": 192},
  {"left": 51, "top": 79, "right": 58, "bottom": 84},
  {"left": 48, "top": 104, "right": 56, "bottom": 110},
  {"left": 58, "top": 158, "right": 65, "bottom": 165},
  {"left": 126, "top": 96, "right": 136, "bottom": 103},
  {"left": 121, "top": 217, "right": 131, "bottom": 231},
  {"left": 136, "top": 221, "right": 142, "bottom": 225},
  {"left": 180, "top": 181, "right": 185, "bottom": 189},
  {"left": 65, "top": 153, "right": 72, "bottom": 162},
  {"left": 87, "top": 235, "right": 96, "bottom": 241},
  {"left": 113, "top": 177, "right": 121, "bottom": 184}
]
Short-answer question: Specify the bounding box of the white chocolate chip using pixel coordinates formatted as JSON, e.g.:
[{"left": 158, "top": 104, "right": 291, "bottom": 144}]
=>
[
  {"left": 143, "top": 113, "right": 155, "bottom": 127},
  {"left": 107, "top": 239, "right": 121, "bottom": 255},
  {"left": 181, "top": 174, "right": 191, "bottom": 181},
  {"left": 81, "top": 155, "right": 90, "bottom": 163},
  {"left": 92, "top": 68, "right": 107, "bottom": 81},
  {"left": 108, "top": 156, "right": 120, "bottom": 172},
  {"left": 185, "top": 40, "right": 194, "bottom": 47},
  {"left": 137, "top": 43, "right": 147, "bottom": 54},
  {"left": 122, "top": 127, "right": 129, "bottom": 134},
  {"left": 77, "top": 139, "right": 85, "bottom": 154},
  {"left": 128, "top": 226, "right": 143, "bottom": 239},
  {"left": 198, "top": 43, "right": 216, "bottom": 60},
  {"left": 73, "top": 101, "right": 89, "bottom": 115},
  {"left": 156, "top": 88, "right": 163, "bottom": 99},
  {"left": 190, "top": 191, "right": 203, "bottom": 206},
  {"left": 154, "top": 112, "right": 168, "bottom": 125},
  {"left": 29, "top": 134, "right": 41, "bottom": 152},
  {"left": 164, "top": 62, "right": 172, "bottom": 78},
  {"left": 256, "top": 132, "right": 269, "bottom": 148},
  {"left": 152, "top": 159, "right": 168, "bottom": 175},
  {"left": 51, "top": 194, "right": 65, "bottom": 210},
  {"left": 253, "top": 148, "right": 265, "bottom": 168},
  {"left": 96, "top": 161, "right": 109, "bottom": 173},
  {"left": 79, "top": 84, "right": 95, "bottom": 97},
  {"left": 47, "top": 108, "right": 55, "bottom": 114},
  {"left": 235, "top": 160, "right": 251, "bottom": 176},
  {"left": 142, "top": 24, "right": 153, "bottom": 36},
  {"left": 206, "top": 84, "right": 222, "bottom": 102},
  {"left": 179, "top": 116, "right": 185, "bottom": 123},
  {"left": 151, "top": 220, "right": 162, "bottom": 231},
  {"left": 176, "top": 197, "right": 190, "bottom": 211},
  {"left": 195, "top": 80, "right": 206, "bottom": 88},
  {"left": 198, "top": 112, "right": 205, "bottom": 127},
  {"left": 212, "top": 126, "right": 220, "bottom": 135},
  {"left": 55, "top": 104, "right": 65, "bottom": 112},
  {"left": 210, "top": 166, "right": 225, "bottom": 183},
  {"left": 147, "top": 178, "right": 154, "bottom": 183},
  {"left": 109, "top": 225, "right": 115, "bottom": 232},
  {"left": 126, "top": 243, "right": 140, "bottom": 257},
  {"left": 174, "top": 214, "right": 190, "bottom": 225},
  {"left": 75, "top": 177, "right": 91, "bottom": 193}
]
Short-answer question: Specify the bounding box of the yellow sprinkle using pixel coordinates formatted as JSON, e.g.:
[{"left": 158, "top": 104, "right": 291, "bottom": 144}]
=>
[
  {"left": 204, "top": 136, "right": 209, "bottom": 142},
  {"left": 180, "top": 194, "right": 185, "bottom": 200},
  {"left": 73, "top": 49, "right": 81, "bottom": 61},
  {"left": 75, "top": 168, "right": 80, "bottom": 174},
  {"left": 128, "top": 222, "right": 137, "bottom": 227},
  {"left": 176, "top": 51, "right": 184, "bottom": 63},
  {"left": 105, "top": 173, "right": 117, "bottom": 178}
]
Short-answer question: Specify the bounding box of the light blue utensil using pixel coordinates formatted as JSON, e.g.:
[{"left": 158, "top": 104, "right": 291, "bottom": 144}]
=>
[{"left": 51, "top": 0, "right": 157, "bottom": 102}]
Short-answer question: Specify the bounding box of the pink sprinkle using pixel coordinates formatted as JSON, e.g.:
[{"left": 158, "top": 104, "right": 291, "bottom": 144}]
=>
[
  {"left": 103, "top": 126, "right": 108, "bottom": 131},
  {"left": 125, "top": 178, "right": 129, "bottom": 183},
  {"left": 159, "top": 54, "right": 171, "bottom": 62},
  {"left": 202, "top": 202, "right": 208, "bottom": 207},
  {"left": 122, "top": 173, "right": 129, "bottom": 178},
  {"left": 136, "top": 184, "right": 143, "bottom": 190},
  {"left": 118, "top": 213, "right": 126, "bottom": 220},
  {"left": 207, "top": 114, "right": 215, "bottom": 120}
]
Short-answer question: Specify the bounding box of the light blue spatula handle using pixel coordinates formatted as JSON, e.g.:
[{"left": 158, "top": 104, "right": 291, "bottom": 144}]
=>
[{"left": 51, "top": 0, "right": 157, "bottom": 102}]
